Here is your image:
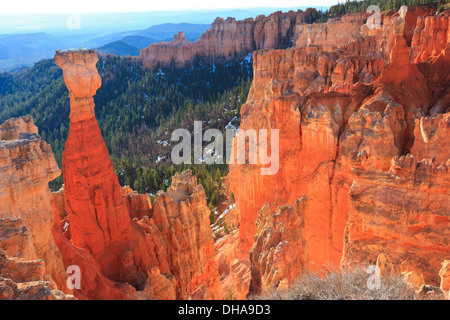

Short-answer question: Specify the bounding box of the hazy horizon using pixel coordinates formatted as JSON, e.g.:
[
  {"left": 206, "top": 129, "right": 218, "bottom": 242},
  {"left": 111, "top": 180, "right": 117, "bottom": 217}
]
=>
[
  {"left": 0, "top": 3, "right": 333, "bottom": 71},
  {"left": 0, "top": 6, "right": 329, "bottom": 36},
  {"left": 2, "top": 0, "right": 338, "bottom": 13}
]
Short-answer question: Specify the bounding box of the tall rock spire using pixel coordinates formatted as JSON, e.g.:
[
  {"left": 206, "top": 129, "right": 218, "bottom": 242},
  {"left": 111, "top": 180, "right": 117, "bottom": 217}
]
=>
[
  {"left": 55, "top": 50, "right": 146, "bottom": 288},
  {"left": 54, "top": 50, "right": 220, "bottom": 299}
]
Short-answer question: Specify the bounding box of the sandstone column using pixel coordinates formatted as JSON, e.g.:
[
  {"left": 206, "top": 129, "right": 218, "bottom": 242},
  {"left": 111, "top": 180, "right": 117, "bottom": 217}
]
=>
[{"left": 55, "top": 51, "right": 146, "bottom": 289}]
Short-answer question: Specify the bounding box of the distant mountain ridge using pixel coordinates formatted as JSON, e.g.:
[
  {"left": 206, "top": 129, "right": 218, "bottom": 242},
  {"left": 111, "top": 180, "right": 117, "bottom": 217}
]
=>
[
  {"left": 94, "top": 23, "right": 210, "bottom": 57},
  {"left": 0, "top": 23, "right": 210, "bottom": 70},
  {"left": 1, "top": 7, "right": 318, "bottom": 71},
  {"left": 0, "top": 32, "right": 65, "bottom": 71}
]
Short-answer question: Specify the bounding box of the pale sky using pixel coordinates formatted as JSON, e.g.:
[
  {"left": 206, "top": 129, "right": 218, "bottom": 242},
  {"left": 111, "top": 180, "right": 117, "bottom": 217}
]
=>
[{"left": 2, "top": 0, "right": 338, "bottom": 13}]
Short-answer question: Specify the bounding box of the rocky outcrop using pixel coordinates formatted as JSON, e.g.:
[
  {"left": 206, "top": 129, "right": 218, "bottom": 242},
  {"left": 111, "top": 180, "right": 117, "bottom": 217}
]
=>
[
  {"left": 53, "top": 50, "right": 219, "bottom": 300},
  {"left": 440, "top": 260, "right": 450, "bottom": 294},
  {"left": 294, "top": 12, "right": 369, "bottom": 51},
  {"left": 250, "top": 46, "right": 384, "bottom": 96},
  {"left": 295, "top": 5, "right": 437, "bottom": 61},
  {"left": 342, "top": 155, "right": 450, "bottom": 285},
  {"left": 226, "top": 7, "right": 450, "bottom": 296},
  {"left": 140, "top": 10, "right": 316, "bottom": 68},
  {"left": 121, "top": 186, "right": 153, "bottom": 220},
  {"left": 140, "top": 5, "right": 440, "bottom": 69},
  {"left": 56, "top": 50, "right": 152, "bottom": 294},
  {"left": 0, "top": 116, "right": 68, "bottom": 293},
  {"left": 0, "top": 116, "right": 38, "bottom": 140},
  {"left": 411, "top": 113, "right": 450, "bottom": 162},
  {"left": 0, "top": 218, "right": 74, "bottom": 300},
  {"left": 151, "top": 171, "right": 221, "bottom": 300},
  {"left": 215, "top": 230, "right": 251, "bottom": 300},
  {"left": 2, "top": 6, "right": 449, "bottom": 300},
  {"left": 411, "top": 11, "right": 450, "bottom": 63},
  {"left": 249, "top": 198, "right": 308, "bottom": 295}
]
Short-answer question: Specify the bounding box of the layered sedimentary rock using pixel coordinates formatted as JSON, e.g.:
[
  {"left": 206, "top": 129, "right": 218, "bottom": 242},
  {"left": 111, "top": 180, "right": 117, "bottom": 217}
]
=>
[
  {"left": 226, "top": 6, "right": 450, "bottom": 296},
  {"left": 0, "top": 116, "right": 68, "bottom": 293},
  {"left": 228, "top": 46, "right": 385, "bottom": 269},
  {"left": 56, "top": 50, "right": 151, "bottom": 294},
  {"left": 295, "top": 5, "right": 438, "bottom": 61},
  {"left": 141, "top": 5, "right": 440, "bottom": 69},
  {"left": 215, "top": 230, "right": 251, "bottom": 300},
  {"left": 53, "top": 50, "right": 219, "bottom": 300},
  {"left": 2, "top": 5, "right": 448, "bottom": 301},
  {"left": 151, "top": 171, "right": 221, "bottom": 300},
  {"left": 342, "top": 155, "right": 449, "bottom": 285},
  {"left": 249, "top": 198, "right": 308, "bottom": 295},
  {"left": 140, "top": 10, "right": 315, "bottom": 68},
  {"left": 0, "top": 218, "right": 73, "bottom": 300},
  {"left": 411, "top": 113, "right": 450, "bottom": 162},
  {"left": 294, "top": 12, "right": 369, "bottom": 51},
  {"left": 411, "top": 10, "right": 450, "bottom": 63},
  {"left": 121, "top": 186, "right": 153, "bottom": 220}
]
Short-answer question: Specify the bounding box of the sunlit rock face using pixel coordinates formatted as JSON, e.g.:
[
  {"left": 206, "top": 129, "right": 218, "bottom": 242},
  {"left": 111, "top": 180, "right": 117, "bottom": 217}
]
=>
[
  {"left": 1, "top": 4, "right": 448, "bottom": 300},
  {"left": 225, "top": 5, "right": 450, "bottom": 297},
  {"left": 0, "top": 116, "right": 68, "bottom": 294},
  {"left": 411, "top": 11, "right": 450, "bottom": 63},
  {"left": 440, "top": 260, "right": 450, "bottom": 295},
  {"left": 140, "top": 5, "right": 442, "bottom": 70},
  {"left": 0, "top": 218, "right": 74, "bottom": 300},
  {"left": 342, "top": 155, "right": 450, "bottom": 285},
  {"left": 56, "top": 51, "right": 146, "bottom": 294},
  {"left": 140, "top": 10, "right": 316, "bottom": 69},
  {"left": 151, "top": 171, "right": 221, "bottom": 300},
  {"left": 249, "top": 198, "right": 309, "bottom": 295},
  {"left": 55, "top": 51, "right": 101, "bottom": 123}
]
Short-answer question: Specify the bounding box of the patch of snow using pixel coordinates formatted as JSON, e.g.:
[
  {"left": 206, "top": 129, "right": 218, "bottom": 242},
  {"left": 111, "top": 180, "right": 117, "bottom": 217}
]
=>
[{"left": 156, "top": 155, "right": 166, "bottom": 163}]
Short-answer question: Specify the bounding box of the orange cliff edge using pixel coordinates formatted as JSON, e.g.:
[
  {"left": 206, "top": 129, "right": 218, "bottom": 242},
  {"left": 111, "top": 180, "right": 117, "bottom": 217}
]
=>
[
  {"left": 223, "top": 5, "right": 449, "bottom": 298},
  {"left": 0, "top": 116, "right": 72, "bottom": 299},
  {"left": 140, "top": 10, "right": 318, "bottom": 69}
]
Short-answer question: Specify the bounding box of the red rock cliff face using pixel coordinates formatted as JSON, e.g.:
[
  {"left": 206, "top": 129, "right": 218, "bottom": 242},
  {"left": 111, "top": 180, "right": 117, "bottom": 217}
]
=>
[
  {"left": 140, "top": 10, "right": 314, "bottom": 68},
  {"left": 342, "top": 155, "right": 449, "bottom": 285},
  {"left": 295, "top": 5, "right": 438, "bottom": 61},
  {"left": 294, "top": 12, "right": 369, "bottom": 51},
  {"left": 0, "top": 218, "right": 73, "bottom": 300},
  {"left": 226, "top": 7, "right": 450, "bottom": 296},
  {"left": 249, "top": 198, "right": 308, "bottom": 294},
  {"left": 0, "top": 116, "right": 68, "bottom": 293},
  {"left": 140, "top": 6, "right": 440, "bottom": 69},
  {"left": 412, "top": 10, "right": 450, "bottom": 63},
  {"left": 53, "top": 50, "right": 220, "bottom": 300},
  {"left": 151, "top": 171, "right": 221, "bottom": 300}
]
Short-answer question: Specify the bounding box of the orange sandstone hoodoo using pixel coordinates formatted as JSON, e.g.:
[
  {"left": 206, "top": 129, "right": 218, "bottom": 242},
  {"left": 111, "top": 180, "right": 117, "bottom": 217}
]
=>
[{"left": 54, "top": 50, "right": 220, "bottom": 300}]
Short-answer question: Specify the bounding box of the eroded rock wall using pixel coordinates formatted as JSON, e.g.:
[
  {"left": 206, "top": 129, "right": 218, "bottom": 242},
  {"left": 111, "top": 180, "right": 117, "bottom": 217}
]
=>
[
  {"left": 0, "top": 116, "right": 68, "bottom": 293},
  {"left": 225, "top": 7, "right": 450, "bottom": 296},
  {"left": 140, "top": 10, "right": 314, "bottom": 68},
  {"left": 0, "top": 218, "right": 74, "bottom": 300}
]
